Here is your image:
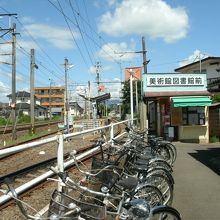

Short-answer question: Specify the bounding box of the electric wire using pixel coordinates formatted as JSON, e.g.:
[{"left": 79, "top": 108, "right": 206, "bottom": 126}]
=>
[
  {"left": 0, "top": 6, "right": 65, "bottom": 76},
  {"left": 68, "top": 0, "right": 95, "bottom": 65},
  {"left": 56, "top": 0, "right": 90, "bottom": 69},
  {"left": 0, "top": 19, "right": 65, "bottom": 85},
  {"left": 78, "top": 0, "right": 97, "bottom": 59},
  {"left": 47, "top": 0, "right": 120, "bottom": 66},
  {"left": 0, "top": 34, "right": 57, "bottom": 86}
]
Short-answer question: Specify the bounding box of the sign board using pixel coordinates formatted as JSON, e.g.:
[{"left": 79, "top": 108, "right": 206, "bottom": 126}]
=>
[
  {"left": 171, "top": 107, "right": 182, "bottom": 125},
  {"left": 168, "top": 127, "right": 174, "bottom": 138},
  {"left": 146, "top": 75, "right": 204, "bottom": 87},
  {"left": 143, "top": 73, "right": 208, "bottom": 93},
  {"left": 125, "top": 67, "right": 142, "bottom": 81}
]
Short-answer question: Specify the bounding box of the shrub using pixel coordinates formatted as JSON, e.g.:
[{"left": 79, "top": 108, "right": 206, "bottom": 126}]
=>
[
  {"left": 17, "top": 114, "right": 31, "bottom": 123},
  {"left": 0, "top": 117, "right": 7, "bottom": 125},
  {"left": 210, "top": 136, "right": 219, "bottom": 143}
]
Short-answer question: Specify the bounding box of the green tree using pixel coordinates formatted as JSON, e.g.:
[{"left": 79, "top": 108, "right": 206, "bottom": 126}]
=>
[
  {"left": 121, "top": 80, "right": 142, "bottom": 120},
  {"left": 212, "top": 93, "right": 220, "bottom": 103}
]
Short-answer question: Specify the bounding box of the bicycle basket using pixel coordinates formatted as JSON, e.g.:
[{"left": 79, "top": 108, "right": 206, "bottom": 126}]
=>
[
  {"left": 48, "top": 189, "right": 106, "bottom": 220},
  {"left": 91, "top": 157, "right": 122, "bottom": 189}
]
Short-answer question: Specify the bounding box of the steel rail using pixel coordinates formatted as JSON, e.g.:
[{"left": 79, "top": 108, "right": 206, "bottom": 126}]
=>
[
  {"left": 0, "top": 136, "right": 57, "bottom": 157},
  {"left": 0, "top": 121, "right": 61, "bottom": 134},
  {"left": 0, "top": 119, "right": 130, "bottom": 157},
  {"left": 0, "top": 145, "right": 101, "bottom": 206},
  {"left": 0, "top": 121, "right": 128, "bottom": 207}
]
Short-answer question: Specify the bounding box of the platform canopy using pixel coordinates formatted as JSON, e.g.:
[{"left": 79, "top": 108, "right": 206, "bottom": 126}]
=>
[
  {"left": 78, "top": 93, "right": 111, "bottom": 103},
  {"left": 171, "top": 96, "right": 212, "bottom": 107}
]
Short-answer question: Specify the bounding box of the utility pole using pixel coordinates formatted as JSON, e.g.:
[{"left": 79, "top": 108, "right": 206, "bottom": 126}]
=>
[
  {"left": 63, "top": 58, "right": 74, "bottom": 134},
  {"left": 64, "top": 58, "right": 69, "bottom": 134},
  {"left": 30, "top": 49, "right": 38, "bottom": 134},
  {"left": 129, "top": 69, "right": 134, "bottom": 124},
  {"left": 0, "top": 14, "right": 18, "bottom": 140},
  {"left": 142, "top": 36, "right": 148, "bottom": 75},
  {"left": 135, "top": 81, "right": 138, "bottom": 114},
  {"left": 48, "top": 78, "right": 52, "bottom": 131},
  {"left": 95, "top": 61, "right": 101, "bottom": 118},
  {"left": 11, "top": 23, "right": 17, "bottom": 140},
  {"left": 95, "top": 61, "right": 101, "bottom": 95},
  {"left": 88, "top": 81, "right": 91, "bottom": 120},
  {"left": 84, "top": 88, "right": 87, "bottom": 119},
  {"left": 140, "top": 36, "right": 148, "bottom": 131},
  {"left": 115, "top": 40, "right": 149, "bottom": 128}
]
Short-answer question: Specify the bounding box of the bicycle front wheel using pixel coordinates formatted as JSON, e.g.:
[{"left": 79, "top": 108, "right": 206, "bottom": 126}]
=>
[{"left": 149, "top": 205, "right": 181, "bottom": 220}]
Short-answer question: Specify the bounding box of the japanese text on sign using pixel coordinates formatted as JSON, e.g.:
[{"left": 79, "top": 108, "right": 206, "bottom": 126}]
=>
[{"left": 147, "top": 76, "right": 204, "bottom": 86}]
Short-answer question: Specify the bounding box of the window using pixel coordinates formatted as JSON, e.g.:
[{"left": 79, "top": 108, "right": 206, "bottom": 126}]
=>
[
  {"left": 182, "top": 107, "right": 205, "bottom": 125},
  {"left": 193, "top": 69, "right": 207, "bottom": 74},
  {"left": 38, "top": 90, "right": 45, "bottom": 95}
]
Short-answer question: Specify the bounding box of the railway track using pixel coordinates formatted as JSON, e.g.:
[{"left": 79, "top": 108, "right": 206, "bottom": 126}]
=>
[
  {"left": 0, "top": 121, "right": 125, "bottom": 214},
  {"left": 0, "top": 144, "right": 99, "bottom": 209},
  {"left": 0, "top": 121, "right": 61, "bottom": 135}
]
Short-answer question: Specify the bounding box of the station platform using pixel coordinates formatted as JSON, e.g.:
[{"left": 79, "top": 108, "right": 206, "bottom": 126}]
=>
[{"left": 172, "top": 142, "right": 220, "bottom": 220}]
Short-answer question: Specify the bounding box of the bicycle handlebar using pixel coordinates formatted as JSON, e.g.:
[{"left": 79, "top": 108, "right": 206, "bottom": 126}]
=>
[
  {"left": 4, "top": 178, "right": 41, "bottom": 220},
  {"left": 69, "top": 150, "right": 121, "bottom": 177},
  {"left": 50, "top": 167, "right": 122, "bottom": 200}
]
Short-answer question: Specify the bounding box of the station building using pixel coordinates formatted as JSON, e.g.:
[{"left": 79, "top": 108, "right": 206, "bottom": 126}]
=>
[{"left": 143, "top": 56, "right": 220, "bottom": 143}]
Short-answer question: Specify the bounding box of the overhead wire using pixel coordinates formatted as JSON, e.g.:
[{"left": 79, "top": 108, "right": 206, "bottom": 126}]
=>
[
  {"left": 0, "top": 4, "right": 65, "bottom": 75},
  {"left": 78, "top": 0, "right": 97, "bottom": 59},
  {"left": 68, "top": 0, "right": 120, "bottom": 61},
  {"left": 0, "top": 13, "right": 65, "bottom": 85},
  {"left": 68, "top": 0, "right": 95, "bottom": 65},
  {"left": 0, "top": 6, "right": 69, "bottom": 85},
  {"left": 56, "top": 0, "right": 90, "bottom": 69},
  {"left": 0, "top": 32, "right": 56, "bottom": 86},
  {"left": 15, "top": 17, "right": 66, "bottom": 77},
  {"left": 47, "top": 0, "right": 120, "bottom": 66}
]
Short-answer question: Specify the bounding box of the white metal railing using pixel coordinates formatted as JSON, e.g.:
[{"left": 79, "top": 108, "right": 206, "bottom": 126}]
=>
[
  {"left": 0, "top": 119, "right": 132, "bottom": 206},
  {"left": 0, "top": 119, "right": 131, "bottom": 158},
  {"left": 0, "top": 119, "right": 132, "bottom": 179}
]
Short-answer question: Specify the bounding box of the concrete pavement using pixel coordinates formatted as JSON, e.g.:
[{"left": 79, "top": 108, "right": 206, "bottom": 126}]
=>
[{"left": 172, "top": 142, "right": 220, "bottom": 220}]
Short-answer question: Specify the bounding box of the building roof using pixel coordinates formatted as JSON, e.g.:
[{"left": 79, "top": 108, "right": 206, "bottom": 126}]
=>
[
  {"left": 69, "top": 101, "right": 83, "bottom": 112},
  {"left": 7, "top": 91, "right": 31, "bottom": 98},
  {"left": 6, "top": 103, "right": 47, "bottom": 110},
  {"left": 7, "top": 91, "right": 40, "bottom": 99},
  {"left": 175, "top": 56, "right": 220, "bottom": 72},
  {"left": 51, "top": 107, "right": 63, "bottom": 113},
  {"left": 144, "top": 90, "right": 211, "bottom": 98},
  {"left": 35, "top": 86, "right": 65, "bottom": 90},
  {"left": 0, "top": 102, "right": 8, "bottom": 108},
  {"left": 78, "top": 93, "right": 111, "bottom": 103}
]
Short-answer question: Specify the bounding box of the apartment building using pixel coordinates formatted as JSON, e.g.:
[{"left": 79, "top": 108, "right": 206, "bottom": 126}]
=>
[{"left": 34, "top": 86, "right": 65, "bottom": 116}]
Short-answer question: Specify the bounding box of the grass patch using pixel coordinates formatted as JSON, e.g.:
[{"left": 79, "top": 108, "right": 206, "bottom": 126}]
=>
[
  {"left": 2, "top": 128, "right": 57, "bottom": 147},
  {"left": 210, "top": 136, "right": 219, "bottom": 143}
]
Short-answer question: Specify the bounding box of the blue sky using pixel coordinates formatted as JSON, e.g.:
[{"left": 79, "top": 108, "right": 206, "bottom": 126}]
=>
[{"left": 0, "top": 0, "right": 219, "bottom": 102}]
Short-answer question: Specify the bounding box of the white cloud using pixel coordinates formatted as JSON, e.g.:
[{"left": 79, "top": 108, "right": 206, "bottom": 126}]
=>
[
  {"left": 89, "top": 65, "right": 96, "bottom": 74},
  {"left": 22, "top": 23, "right": 79, "bottom": 49},
  {"left": 0, "top": 81, "right": 10, "bottom": 102},
  {"left": 98, "top": 0, "right": 189, "bottom": 43},
  {"left": 97, "top": 41, "right": 137, "bottom": 62},
  {"left": 0, "top": 43, "right": 12, "bottom": 64},
  {"left": 107, "top": 0, "right": 117, "bottom": 6},
  {"left": 88, "top": 63, "right": 113, "bottom": 74},
  {"left": 106, "top": 78, "right": 122, "bottom": 99},
  {"left": 179, "top": 50, "right": 208, "bottom": 67},
  {"left": 20, "top": 16, "right": 35, "bottom": 24},
  {"left": 74, "top": 77, "right": 121, "bottom": 100},
  {"left": 18, "top": 39, "right": 39, "bottom": 51}
]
